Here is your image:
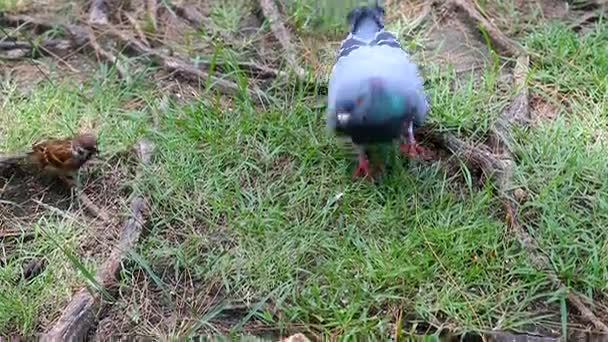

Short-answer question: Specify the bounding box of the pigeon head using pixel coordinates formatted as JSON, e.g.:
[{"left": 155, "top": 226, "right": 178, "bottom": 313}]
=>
[{"left": 346, "top": 4, "right": 385, "bottom": 34}]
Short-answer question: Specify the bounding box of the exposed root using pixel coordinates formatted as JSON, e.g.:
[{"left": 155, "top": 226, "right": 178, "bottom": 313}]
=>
[
  {"left": 42, "top": 139, "right": 153, "bottom": 341},
  {"left": 433, "top": 55, "right": 608, "bottom": 332},
  {"left": 257, "top": 0, "right": 306, "bottom": 79},
  {"left": 444, "top": 0, "right": 523, "bottom": 57}
]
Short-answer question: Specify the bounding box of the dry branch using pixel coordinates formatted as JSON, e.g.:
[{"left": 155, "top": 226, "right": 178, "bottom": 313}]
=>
[
  {"left": 0, "top": 229, "right": 35, "bottom": 239},
  {"left": 433, "top": 55, "right": 608, "bottom": 332},
  {"left": 446, "top": 0, "right": 523, "bottom": 57},
  {"left": 0, "top": 13, "right": 56, "bottom": 32},
  {"left": 42, "top": 139, "right": 153, "bottom": 342},
  {"left": 257, "top": 0, "right": 306, "bottom": 79},
  {"left": 494, "top": 56, "right": 608, "bottom": 332},
  {"left": 194, "top": 59, "right": 290, "bottom": 80}
]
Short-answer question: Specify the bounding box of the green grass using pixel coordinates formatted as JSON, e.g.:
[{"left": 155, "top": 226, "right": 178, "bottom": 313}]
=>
[
  {"left": 514, "top": 22, "right": 608, "bottom": 293},
  {"left": 1, "top": 2, "right": 608, "bottom": 339}
]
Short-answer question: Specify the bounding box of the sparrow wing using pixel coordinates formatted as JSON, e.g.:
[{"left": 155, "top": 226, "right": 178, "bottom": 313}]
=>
[{"left": 32, "top": 139, "right": 78, "bottom": 171}]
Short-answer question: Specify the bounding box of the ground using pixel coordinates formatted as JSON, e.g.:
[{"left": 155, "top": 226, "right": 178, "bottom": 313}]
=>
[{"left": 0, "top": 0, "right": 607, "bottom": 340}]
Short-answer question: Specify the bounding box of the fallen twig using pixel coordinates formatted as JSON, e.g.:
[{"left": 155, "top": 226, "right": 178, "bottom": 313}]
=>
[
  {"left": 0, "top": 13, "right": 56, "bottom": 32},
  {"left": 445, "top": 0, "right": 523, "bottom": 57},
  {"left": 569, "top": 10, "right": 605, "bottom": 32},
  {"left": 257, "top": 0, "right": 306, "bottom": 79},
  {"left": 42, "top": 139, "right": 153, "bottom": 342},
  {"left": 193, "top": 59, "right": 290, "bottom": 80},
  {"left": 122, "top": 11, "right": 150, "bottom": 47}
]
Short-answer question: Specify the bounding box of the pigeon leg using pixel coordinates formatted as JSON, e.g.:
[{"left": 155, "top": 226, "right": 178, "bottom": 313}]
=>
[
  {"left": 352, "top": 145, "right": 373, "bottom": 180},
  {"left": 400, "top": 120, "right": 431, "bottom": 160}
]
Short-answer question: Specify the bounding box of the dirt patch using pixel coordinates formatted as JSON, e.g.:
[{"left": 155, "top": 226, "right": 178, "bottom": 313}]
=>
[
  {"left": 426, "top": 9, "right": 491, "bottom": 74},
  {"left": 0, "top": 155, "right": 130, "bottom": 263},
  {"left": 530, "top": 94, "right": 559, "bottom": 125}
]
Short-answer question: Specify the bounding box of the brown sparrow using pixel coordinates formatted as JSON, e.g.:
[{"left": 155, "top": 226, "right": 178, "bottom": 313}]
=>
[{"left": 28, "top": 133, "right": 98, "bottom": 185}]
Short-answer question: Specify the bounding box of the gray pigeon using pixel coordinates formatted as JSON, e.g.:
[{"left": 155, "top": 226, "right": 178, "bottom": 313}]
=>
[{"left": 326, "top": 3, "right": 430, "bottom": 180}]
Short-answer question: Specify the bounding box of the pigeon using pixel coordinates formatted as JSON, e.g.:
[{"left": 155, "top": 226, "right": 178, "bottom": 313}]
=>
[{"left": 326, "top": 3, "right": 430, "bottom": 180}]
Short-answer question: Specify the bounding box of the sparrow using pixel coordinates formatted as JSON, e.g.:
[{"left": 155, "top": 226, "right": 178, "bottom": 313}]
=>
[{"left": 28, "top": 133, "right": 98, "bottom": 186}]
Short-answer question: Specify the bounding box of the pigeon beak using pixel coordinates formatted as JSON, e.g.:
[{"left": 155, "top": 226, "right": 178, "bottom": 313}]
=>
[{"left": 336, "top": 112, "right": 351, "bottom": 125}]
